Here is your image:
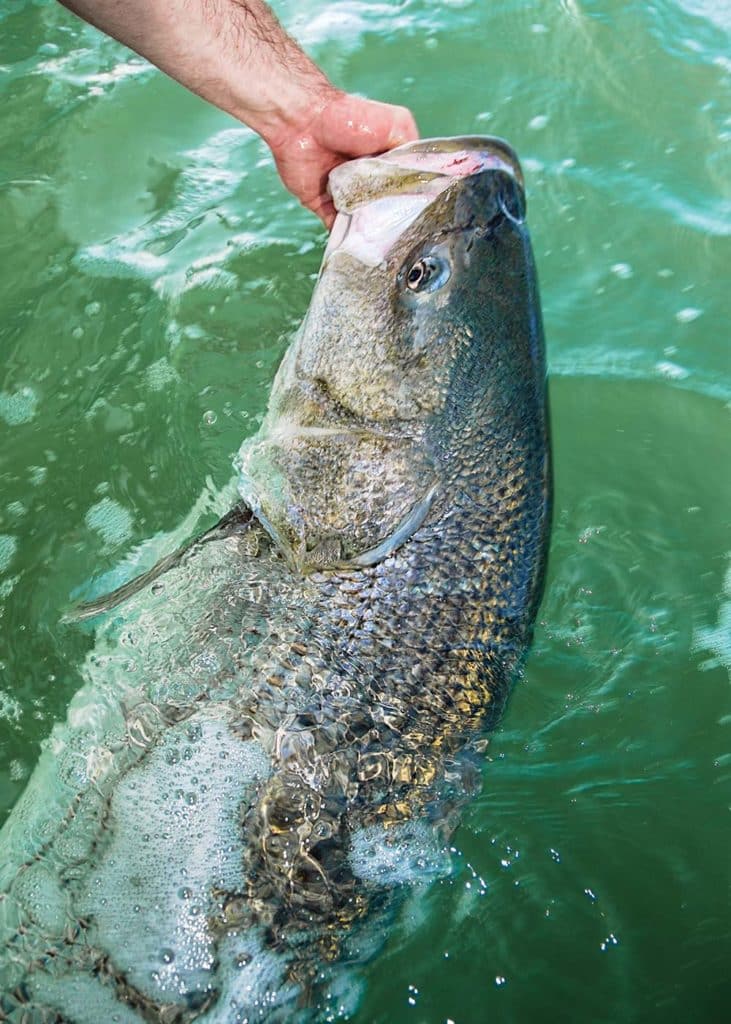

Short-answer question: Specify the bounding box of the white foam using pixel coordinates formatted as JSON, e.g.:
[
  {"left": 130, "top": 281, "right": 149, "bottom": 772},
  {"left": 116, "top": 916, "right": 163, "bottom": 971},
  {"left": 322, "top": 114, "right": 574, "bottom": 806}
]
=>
[
  {"left": 694, "top": 557, "right": 731, "bottom": 674},
  {"left": 0, "top": 386, "right": 38, "bottom": 425},
  {"left": 201, "top": 929, "right": 299, "bottom": 1023},
  {"left": 349, "top": 819, "right": 452, "bottom": 886},
  {"left": 0, "top": 689, "right": 21, "bottom": 722},
  {"left": 85, "top": 497, "right": 134, "bottom": 547},
  {"left": 144, "top": 356, "right": 180, "bottom": 392},
  {"left": 64, "top": 708, "right": 268, "bottom": 1005},
  {"left": 11, "top": 861, "right": 68, "bottom": 937},
  {"left": 30, "top": 972, "right": 145, "bottom": 1024},
  {"left": 0, "top": 534, "right": 17, "bottom": 573}
]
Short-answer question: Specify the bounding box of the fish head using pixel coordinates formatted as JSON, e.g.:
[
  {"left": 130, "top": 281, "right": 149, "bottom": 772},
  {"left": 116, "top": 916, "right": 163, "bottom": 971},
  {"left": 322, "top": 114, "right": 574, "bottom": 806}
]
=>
[{"left": 238, "top": 136, "right": 546, "bottom": 572}]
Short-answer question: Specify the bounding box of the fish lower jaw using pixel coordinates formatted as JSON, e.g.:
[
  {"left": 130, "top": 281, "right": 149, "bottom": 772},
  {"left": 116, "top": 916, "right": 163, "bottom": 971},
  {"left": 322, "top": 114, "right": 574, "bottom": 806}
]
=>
[{"left": 238, "top": 465, "right": 439, "bottom": 576}]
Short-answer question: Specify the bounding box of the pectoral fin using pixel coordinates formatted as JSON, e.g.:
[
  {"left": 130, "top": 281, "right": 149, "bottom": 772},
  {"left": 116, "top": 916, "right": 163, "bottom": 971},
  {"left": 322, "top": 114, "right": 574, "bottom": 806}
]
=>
[{"left": 66, "top": 504, "right": 254, "bottom": 622}]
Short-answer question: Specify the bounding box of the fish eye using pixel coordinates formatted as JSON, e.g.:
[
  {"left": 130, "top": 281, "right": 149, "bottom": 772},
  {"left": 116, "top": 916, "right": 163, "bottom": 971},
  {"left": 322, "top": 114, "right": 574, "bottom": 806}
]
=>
[{"left": 405, "top": 255, "right": 450, "bottom": 293}]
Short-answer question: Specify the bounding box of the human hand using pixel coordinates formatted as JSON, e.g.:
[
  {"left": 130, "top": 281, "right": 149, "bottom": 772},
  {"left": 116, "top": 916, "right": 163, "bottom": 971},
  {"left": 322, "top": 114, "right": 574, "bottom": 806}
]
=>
[
  {"left": 268, "top": 90, "right": 419, "bottom": 229},
  {"left": 57, "top": 2, "right": 416, "bottom": 229}
]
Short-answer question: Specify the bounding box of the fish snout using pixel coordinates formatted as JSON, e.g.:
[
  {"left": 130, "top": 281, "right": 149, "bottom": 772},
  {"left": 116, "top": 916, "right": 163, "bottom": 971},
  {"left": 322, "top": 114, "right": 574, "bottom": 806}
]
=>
[{"left": 325, "top": 135, "right": 525, "bottom": 267}]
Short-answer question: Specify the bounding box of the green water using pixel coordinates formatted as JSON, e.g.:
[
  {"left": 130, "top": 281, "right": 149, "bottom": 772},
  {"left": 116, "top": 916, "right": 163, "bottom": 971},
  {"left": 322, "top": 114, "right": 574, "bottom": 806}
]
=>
[{"left": 1, "top": 0, "right": 729, "bottom": 1020}]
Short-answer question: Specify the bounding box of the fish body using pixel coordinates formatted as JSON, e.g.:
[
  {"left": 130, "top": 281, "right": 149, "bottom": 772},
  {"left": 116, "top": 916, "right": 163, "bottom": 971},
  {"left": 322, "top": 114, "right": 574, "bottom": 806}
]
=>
[{"left": 0, "top": 136, "right": 550, "bottom": 1021}]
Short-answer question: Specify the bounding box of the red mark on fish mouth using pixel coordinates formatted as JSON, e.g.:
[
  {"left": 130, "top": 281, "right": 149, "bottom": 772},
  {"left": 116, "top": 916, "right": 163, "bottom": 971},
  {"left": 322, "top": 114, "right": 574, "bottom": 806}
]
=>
[{"left": 444, "top": 155, "right": 484, "bottom": 175}]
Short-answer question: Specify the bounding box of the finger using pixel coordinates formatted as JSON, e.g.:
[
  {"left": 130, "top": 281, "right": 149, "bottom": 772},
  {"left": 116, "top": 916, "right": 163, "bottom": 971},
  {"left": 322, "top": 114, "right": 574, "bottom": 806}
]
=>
[
  {"left": 307, "top": 193, "right": 336, "bottom": 231},
  {"left": 318, "top": 94, "right": 419, "bottom": 158}
]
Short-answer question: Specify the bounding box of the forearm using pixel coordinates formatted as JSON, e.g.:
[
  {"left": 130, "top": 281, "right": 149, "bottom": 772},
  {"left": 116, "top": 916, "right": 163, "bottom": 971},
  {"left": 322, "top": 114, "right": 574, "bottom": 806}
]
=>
[
  {"left": 59, "top": 0, "right": 334, "bottom": 144},
  {"left": 59, "top": 0, "right": 418, "bottom": 225}
]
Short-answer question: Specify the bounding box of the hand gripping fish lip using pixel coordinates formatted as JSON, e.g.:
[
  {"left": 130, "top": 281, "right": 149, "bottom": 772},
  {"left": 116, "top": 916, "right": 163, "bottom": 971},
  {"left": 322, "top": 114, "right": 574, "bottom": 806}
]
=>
[{"left": 325, "top": 135, "right": 524, "bottom": 267}]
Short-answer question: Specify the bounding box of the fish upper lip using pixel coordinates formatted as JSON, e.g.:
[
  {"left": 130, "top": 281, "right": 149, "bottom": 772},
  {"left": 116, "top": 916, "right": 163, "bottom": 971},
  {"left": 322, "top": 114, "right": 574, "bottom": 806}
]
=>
[
  {"left": 380, "top": 135, "right": 524, "bottom": 190},
  {"left": 328, "top": 134, "right": 524, "bottom": 211}
]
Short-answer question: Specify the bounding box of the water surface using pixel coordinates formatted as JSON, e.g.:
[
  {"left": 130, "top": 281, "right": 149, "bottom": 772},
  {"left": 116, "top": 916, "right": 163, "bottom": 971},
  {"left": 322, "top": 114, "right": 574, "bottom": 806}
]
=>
[{"left": 1, "top": 1, "right": 729, "bottom": 1021}]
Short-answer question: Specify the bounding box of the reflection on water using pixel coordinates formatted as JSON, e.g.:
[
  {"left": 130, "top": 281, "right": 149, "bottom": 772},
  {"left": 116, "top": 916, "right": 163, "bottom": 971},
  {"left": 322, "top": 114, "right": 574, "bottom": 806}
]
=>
[{"left": 0, "top": 1, "right": 729, "bottom": 1021}]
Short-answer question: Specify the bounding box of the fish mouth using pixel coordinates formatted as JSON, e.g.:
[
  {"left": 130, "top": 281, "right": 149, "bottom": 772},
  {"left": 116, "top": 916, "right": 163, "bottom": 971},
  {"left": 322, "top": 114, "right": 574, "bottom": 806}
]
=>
[
  {"left": 325, "top": 135, "right": 524, "bottom": 267},
  {"left": 270, "top": 376, "right": 422, "bottom": 443}
]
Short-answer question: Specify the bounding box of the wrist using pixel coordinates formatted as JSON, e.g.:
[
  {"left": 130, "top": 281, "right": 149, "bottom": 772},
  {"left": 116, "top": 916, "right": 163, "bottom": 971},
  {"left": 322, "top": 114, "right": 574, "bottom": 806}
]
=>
[
  {"left": 240, "top": 69, "right": 339, "bottom": 151},
  {"left": 209, "top": 0, "right": 338, "bottom": 147}
]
